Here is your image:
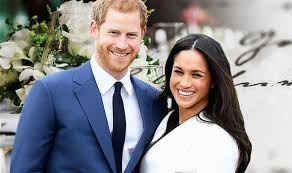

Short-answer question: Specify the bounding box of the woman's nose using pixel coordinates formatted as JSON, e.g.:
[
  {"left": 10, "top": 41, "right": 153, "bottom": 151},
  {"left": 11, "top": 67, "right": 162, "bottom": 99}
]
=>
[{"left": 179, "top": 76, "right": 192, "bottom": 88}]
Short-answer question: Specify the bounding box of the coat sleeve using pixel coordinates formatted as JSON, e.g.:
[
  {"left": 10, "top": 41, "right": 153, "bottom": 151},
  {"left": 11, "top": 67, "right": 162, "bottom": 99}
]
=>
[{"left": 11, "top": 79, "right": 56, "bottom": 173}]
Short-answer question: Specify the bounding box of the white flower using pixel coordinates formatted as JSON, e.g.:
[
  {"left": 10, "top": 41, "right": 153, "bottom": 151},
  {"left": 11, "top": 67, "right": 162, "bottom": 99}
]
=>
[
  {"left": 138, "top": 42, "right": 148, "bottom": 60},
  {"left": 63, "top": 31, "right": 94, "bottom": 57},
  {"left": 18, "top": 68, "right": 45, "bottom": 81},
  {"left": 131, "top": 43, "right": 149, "bottom": 67},
  {"left": 58, "top": 0, "right": 94, "bottom": 58},
  {"left": 58, "top": 0, "right": 92, "bottom": 34},
  {"left": 0, "top": 58, "right": 10, "bottom": 69},
  {"left": 47, "top": 54, "right": 56, "bottom": 65},
  {"left": 1, "top": 0, "right": 156, "bottom": 108},
  {"left": 28, "top": 46, "right": 36, "bottom": 60},
  {"left": 11, "top": 60, "right": 31, "bottom": 72},
  {"left": 33, "top": 62, "right": 44, "bottom": 71},
  {"left": 10, "top": 28, "right": 31, "bottom": 43},
  {"left": 16, "top": 83, "right": 33, "bottom": 104},
  {"left": 17, "top": 61, "right": 62, "bottom": 84},
  {"left": 43, "top": 65, "right": 63, "bottom": 74},
  {"left": 0, "top": 41, "right": 25, "bottom": 59},
  {"left": 0, "top": 41, "right": 31, "bottom": 70}
]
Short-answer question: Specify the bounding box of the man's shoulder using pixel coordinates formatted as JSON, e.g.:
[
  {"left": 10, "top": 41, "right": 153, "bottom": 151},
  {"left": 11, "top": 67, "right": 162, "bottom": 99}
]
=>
[
  {"left": 41, "top": 62, "right": 91, "bottom": 85},
  {"left": 131, "top": 76, "right": 161, "bottom": 94},
  {"left": 41, "top": 66, "right": 77, "bottom": 84}
]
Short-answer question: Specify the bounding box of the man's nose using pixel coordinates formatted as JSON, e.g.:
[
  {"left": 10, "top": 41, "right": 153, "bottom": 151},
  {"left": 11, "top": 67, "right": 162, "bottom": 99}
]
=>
[{"left": 115, "top": 37, "right": 128, "bottom": 50}]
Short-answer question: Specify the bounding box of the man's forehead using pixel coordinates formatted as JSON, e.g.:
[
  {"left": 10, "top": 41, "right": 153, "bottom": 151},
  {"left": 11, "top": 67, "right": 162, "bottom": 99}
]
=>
[{"left": 101, "top": 19, "right": 142, "bottom": 32}]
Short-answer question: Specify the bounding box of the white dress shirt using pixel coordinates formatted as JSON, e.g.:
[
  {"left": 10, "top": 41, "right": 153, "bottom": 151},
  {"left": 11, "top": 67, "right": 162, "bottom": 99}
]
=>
[{"left": 90, "top": 57, "right": 143, "bottom": 172}]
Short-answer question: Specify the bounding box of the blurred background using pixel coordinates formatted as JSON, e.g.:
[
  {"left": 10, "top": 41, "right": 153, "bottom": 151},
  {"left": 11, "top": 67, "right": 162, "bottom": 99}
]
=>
[{"left": 1, "top": 0, "right": 292, "bottom": 172}]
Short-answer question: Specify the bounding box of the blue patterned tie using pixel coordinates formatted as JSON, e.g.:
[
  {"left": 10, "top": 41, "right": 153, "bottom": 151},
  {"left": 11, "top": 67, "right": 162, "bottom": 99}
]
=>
[{"left": 112, "top": 82, "right": 126, "bottom": 173}]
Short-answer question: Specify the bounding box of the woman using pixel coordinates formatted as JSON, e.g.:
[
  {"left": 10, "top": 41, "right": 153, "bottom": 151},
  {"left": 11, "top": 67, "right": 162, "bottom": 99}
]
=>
[{"left": 140, "top": 34, "right": 252, "bottom": 173}]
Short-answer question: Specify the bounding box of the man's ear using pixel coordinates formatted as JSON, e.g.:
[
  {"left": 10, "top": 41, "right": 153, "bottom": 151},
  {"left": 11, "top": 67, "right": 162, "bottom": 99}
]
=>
[
  {"left": 142, "top": 26, "right": 147, "bottom": 38},
  {"left": 90, "top": 20, "right": 99, "bottom": 39}
]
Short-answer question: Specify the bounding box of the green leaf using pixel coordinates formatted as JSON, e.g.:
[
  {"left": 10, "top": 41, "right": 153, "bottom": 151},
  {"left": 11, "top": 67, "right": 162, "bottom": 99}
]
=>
[
  {"left": 46, "top": 5, "right": 53, "bottom": 17},
  {"left": 61, "top": 24, "right": 69, "bottom": 32},
  {"left": 32, "top": 16, "right": 38, "bottom": 23},
  {"left": 143, "top": 36, "right": 151, "bottom": 45},
  {"left": 0, "top": 85, "right": 21, "bottom": 107},
  {"left": 40, "top": 21, "right": 49, "bottom": 32},
  {"left": 146, "top": 55, "right": 153, "bottom": 62},
  {"left": 150, "top": 59, "right": 159, "bottom": 65},
  {"left": 17, "top": 25, "right": 23, "bottom": 30},
  {"left": 5, "top": 18, "right": 13, "bottom": 26},
  {"left": 147, "top": 69, "right": 151, "bottom": 75},
  {"left": 58, "top": 53, "right": 88, "bottom": 67}
]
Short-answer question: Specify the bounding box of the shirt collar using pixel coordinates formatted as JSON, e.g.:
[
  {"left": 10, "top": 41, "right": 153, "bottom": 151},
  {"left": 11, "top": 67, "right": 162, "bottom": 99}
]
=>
[{"left": 90, "top": 56, "right": 133, "bottom": 96}]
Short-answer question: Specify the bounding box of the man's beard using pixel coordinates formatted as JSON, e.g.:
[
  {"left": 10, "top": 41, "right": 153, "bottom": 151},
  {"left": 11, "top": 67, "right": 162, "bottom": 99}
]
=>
[{"left": 95, "top": 43, "right": 136, "bottom": 74}]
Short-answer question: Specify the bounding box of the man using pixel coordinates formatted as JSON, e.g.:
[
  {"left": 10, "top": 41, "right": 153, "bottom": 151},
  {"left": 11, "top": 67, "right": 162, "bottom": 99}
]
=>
[{"left": 11, "top": 0, "right": 166, "bottom": 173}]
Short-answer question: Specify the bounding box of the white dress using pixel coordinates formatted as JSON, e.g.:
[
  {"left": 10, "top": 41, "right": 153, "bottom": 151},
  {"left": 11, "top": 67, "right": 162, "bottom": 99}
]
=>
[{"left": 140, "top": 111, "right": 239, "bottom": 173}]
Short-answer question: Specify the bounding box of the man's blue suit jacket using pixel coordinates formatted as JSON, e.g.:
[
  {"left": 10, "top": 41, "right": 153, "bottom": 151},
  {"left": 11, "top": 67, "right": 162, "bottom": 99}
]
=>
[{"left": 11, "top": 61, "right": 166, "bottom": 173}]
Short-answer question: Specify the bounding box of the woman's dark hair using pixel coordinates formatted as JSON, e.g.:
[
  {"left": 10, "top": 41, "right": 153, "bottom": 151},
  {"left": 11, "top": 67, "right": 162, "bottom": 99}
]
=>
[{"left": 160, "top": 33, "right": 252, "bottom": 172}]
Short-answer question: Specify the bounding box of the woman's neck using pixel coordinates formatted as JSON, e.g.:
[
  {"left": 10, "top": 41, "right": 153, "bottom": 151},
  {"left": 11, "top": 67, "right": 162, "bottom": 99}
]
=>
[{"left": 178, "top": 101, "right": 208, "bottom": 124}]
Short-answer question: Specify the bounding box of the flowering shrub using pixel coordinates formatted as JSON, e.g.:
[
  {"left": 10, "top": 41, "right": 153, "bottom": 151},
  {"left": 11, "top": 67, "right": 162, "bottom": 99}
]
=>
[
  {"left": 0, "top": 0, "right": 158, "bottom": 111},
  {"left": 0, "top": 16, "right": 67, "bottom": 109}
]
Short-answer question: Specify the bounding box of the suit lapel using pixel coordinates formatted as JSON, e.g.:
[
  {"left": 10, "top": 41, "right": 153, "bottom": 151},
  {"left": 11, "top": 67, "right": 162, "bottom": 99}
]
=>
[
  {"left": 125, "top": 77, "right": 153, "bottom": 173},
  {"left": 73, "top": 62, "right": 116, "bottom": 173}
]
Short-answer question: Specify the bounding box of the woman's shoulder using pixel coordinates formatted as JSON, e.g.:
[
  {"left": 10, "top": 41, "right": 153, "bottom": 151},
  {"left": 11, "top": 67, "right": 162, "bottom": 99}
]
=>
[
  {"left": 193, "top": 115, "right": 237, "bottom": 149},
  {"left": 190, "top": 116, "right": 239, "bottom": 171}
]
